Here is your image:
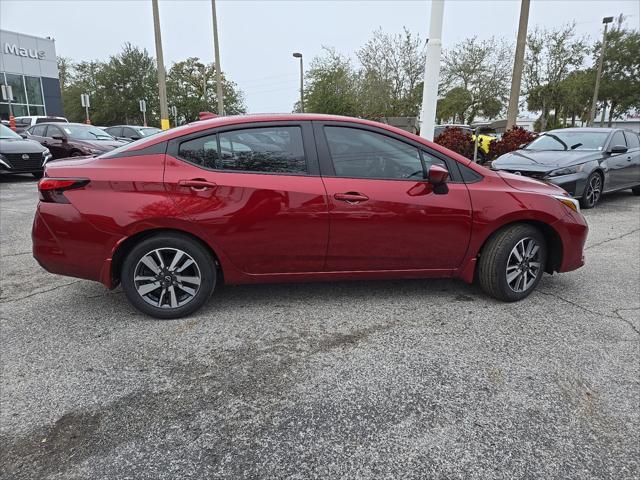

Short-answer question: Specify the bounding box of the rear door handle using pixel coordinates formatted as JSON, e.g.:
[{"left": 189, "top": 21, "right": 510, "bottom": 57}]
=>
[
  {"left": 334, "top": 192, "right": 369, "bottom": 204},
  {"left": 178, "top": 179, "right": 217, "bottom": 190}
]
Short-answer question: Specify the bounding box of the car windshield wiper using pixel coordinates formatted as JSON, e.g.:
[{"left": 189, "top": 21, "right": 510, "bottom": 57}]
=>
[
  {"left": 543, "top": 134, "right": 568, "bottom": 150},
  {"left": 570, "top": 143, "right": 583, "bottom": 150}
]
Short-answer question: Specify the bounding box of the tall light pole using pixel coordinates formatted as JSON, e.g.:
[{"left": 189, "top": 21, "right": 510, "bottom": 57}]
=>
[
  {"left": 293, "top": 52, "right": 304, "bottom": 113},
  {"left": 152, "top": 0, "right": 169, "bottom": 130},
  {"left": 506, "top": 0, "right": 530, "bottom": 130},
  {"left": 419, "top": 0, "right": 445, "bottom": 141},
  {"left": 588, "top": 16, "right": 614, "bottom": 127},
  {"left": 211, "top": 0, "right": 225, "bottom": 115}
]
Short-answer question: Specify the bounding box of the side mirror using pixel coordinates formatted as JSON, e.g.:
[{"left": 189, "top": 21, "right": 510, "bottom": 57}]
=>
[
  {"left": 19, "top": 133, "right": 27, "bottom": 139},
  {"left": 427, "top": 164, "right": 449, "bottom": 194},
  {"left": 428, "top": 164, "right": 449, "bottom": 184},
  {"left": 608, "top": 144, "right": 628, "bottom": 154},
  {"left": 130, "top": 135, "right": 141, "bottom": 140}
]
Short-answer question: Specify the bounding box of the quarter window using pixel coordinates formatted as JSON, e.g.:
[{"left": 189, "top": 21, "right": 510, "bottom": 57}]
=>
[
  {"left": 178, "top": 126, "right": 307, "bottom": 174},
  {"left": 324, "top": 126, "right": 426, "bottom": 180}
]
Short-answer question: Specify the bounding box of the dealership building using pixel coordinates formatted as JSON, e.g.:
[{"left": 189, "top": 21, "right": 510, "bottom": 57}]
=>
[{"left": 0, "top": 29, "right": 63, "bottom": 121}]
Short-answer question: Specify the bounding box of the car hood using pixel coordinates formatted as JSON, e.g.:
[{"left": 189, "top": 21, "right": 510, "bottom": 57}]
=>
[
  {"left": 493, "top": 149, "right": 602, "bottom": 171},
  {"left": 0, "top": 137, "right": 47, "bottom": 154},
  {"left": 72, "top": 139, "right": 126, "bottom": 151},
  {"left": 497, "top": 171, "right": 567, "bottom": 196}
]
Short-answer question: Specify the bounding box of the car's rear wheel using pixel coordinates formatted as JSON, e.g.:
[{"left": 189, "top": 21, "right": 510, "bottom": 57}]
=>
[
  {"left": 579, "top": 172, "right": 603, "bottom": 209},
  {"left": 121, "top": 234, "right": 216, "bottom": 319},
  {"left": 477, "top": 224, "right": 547, "bottom": 302}
]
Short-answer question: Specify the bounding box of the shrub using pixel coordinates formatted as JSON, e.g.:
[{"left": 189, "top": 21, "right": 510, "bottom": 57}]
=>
[
  {"left": 487, "top": 127, "right": 537, "bottom": 161},
  {"left": 433, "top": 127, "right": 474, "bottom": 160}
]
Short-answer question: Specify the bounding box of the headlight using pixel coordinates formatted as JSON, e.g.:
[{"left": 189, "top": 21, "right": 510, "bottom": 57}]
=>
[
  {"left": 553, "top": 194, "right": 580, "bottom": 213},
  {"left": 87, "top": 148, "right": 103, "bottom": 154},
  {"left": 547, "top": 164, "right": 585, "bottom": 177}
]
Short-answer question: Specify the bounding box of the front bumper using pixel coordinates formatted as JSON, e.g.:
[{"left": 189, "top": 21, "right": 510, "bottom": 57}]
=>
[
  {"left": 551, "top": 208, "right": 589, "bottom": 273},
  {"left": 545, "top": 172, "right": 589, "bottom": 198}
]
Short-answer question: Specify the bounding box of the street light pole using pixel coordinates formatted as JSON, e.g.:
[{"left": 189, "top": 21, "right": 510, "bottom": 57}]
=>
[
  {"left": 588, "top": 16, "right": 614, "bottom": 127},
  {"left": 211, "top": 0, "right": 225, "bottom": 115},
  {"left": 152, "top": 0, "right": 170, "bottom": 130},
  {"left": 419, "top": 0, "right": 445, "bottom": 141},
  {"left": 506, "top": 0, "right": 530, "bottom": 130},
  {"left": 293, "top": 52, "right": 304, "bottom": 113}
]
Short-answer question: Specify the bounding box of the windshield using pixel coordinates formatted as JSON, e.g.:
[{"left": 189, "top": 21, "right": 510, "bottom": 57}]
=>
[
  {"left": 525, "top": 131, "right": 609, "bottom": 151},
  {"left": 61, "top": 125, "right": 114, "bottom": 140},
  {"left": 140, "top": 127, "right": 161, "bottom": 136},
  {"left": 0, "top": 124, "right": 22, "bottom": 139}
]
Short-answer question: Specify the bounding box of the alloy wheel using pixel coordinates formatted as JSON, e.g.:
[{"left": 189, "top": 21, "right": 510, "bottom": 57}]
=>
[
  {"left": 505, "top": 237, "right": 542, "bottom": 293},
  {"left": 584, "top": 174, "right": 602, "bottom": 207},
  {"left": 133, "top": 248, "right": 201, "bottom": 308}
]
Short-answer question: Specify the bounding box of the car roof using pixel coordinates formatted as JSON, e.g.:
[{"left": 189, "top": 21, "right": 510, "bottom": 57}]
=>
[
  {"left": 120, "top": 113, "right": 476, "bottom": 165},
  {"left": 546, "top": 127, "right": 617, "bottom": 133}
]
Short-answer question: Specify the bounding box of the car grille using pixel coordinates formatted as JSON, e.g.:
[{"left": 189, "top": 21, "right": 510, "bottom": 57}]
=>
[
  {"left": 504, "top": 169, "right": 547, "bottom": 180},
  {"left": 2, "top": 152, "right": 44, "bottom": 170}
]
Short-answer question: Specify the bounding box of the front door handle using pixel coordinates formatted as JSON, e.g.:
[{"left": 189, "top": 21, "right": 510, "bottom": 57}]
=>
[
  {"left": 334, "top": 192, "right": 369, "bottom": 204},
  {"left": 178, "top": 179, "right": 217, "bottom": 191}
]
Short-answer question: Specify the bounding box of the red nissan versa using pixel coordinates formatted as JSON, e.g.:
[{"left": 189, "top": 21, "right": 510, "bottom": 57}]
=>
[{"left": 32, "top": 114, "right": 588, "bottom": 319}]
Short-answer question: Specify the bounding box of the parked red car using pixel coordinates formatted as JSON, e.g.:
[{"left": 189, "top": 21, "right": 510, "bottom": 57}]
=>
[{"left": 32, "top": 114, "right": 588, "bottom": 318}]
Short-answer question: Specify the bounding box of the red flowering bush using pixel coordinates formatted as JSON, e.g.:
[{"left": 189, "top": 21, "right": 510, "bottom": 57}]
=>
[
  {"left": 433, "top": 127, "right": 474, "bottom": 160},
  {"left": 487, "top": 127, "right": 537, "bottom": 162}
]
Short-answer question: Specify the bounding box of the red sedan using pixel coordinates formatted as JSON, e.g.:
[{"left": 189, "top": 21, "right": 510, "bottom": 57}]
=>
[{"left": 32, "top": 114, "right": 588, "bottom": 319}]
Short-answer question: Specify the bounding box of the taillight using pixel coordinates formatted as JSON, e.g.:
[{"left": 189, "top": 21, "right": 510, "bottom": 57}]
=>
[{"left": 38, "top": 178, "right": 90, "bottom": 203}]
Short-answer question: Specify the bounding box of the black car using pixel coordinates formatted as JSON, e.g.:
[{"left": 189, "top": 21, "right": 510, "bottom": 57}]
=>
[
  {"left": 0, "top": 124, "right": 52, "bottom": 179},
  {"left": 491, "top": 128, "right": 640, "bottom": 208},
  {"left": 103, "top": 125, "right": 161, "bottom": 143}
]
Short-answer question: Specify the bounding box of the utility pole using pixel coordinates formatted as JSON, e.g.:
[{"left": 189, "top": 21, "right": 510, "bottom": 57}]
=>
[
  {"left": 506, "top": 0, "right": 530, "bottom": 130},
  {"left": 588, "top": 16, "right": 614, "bottom": 127},
  {"left": 211, "top": 0, "right": 225, "bottom": 115},
  {"left": 293, "top": 52, "right": 304, "bottom": 112},
  {"left": 419, "top": 0, "right": 445, "bottom": 141},
  {"left": 152, "top": 0, "right": 170, "bottom": 130}
]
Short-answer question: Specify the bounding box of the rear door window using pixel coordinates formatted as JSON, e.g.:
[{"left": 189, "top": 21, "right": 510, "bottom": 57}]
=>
[
  {"left": 123, "top": 127, "right": 139, "bottom": 138},
  {"left": 178, "top": 126, "right": 308, "bottom": 175}
]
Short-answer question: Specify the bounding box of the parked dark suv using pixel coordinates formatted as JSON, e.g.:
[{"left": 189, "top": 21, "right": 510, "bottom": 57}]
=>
[
  {"left": 25, "top": 123, "right": 125, "bottom": 158},
  {"left": 103, "top": 125, "right": 161, "bottom": 143}
]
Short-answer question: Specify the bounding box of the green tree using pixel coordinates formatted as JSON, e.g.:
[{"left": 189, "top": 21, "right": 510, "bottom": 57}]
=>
[
  {"left": 439, "top": 37, "right": 512, "bottom": 124},
  {"left": 167, "top": 57, "right": 245, "bottom": 123},
  {"left": 356, "top": 28, "right": 425, "bottom": 118},
  {"left": 302, "top": 48, "right": 360, "bottom": 116},
  {"left": 595, "top": 26, "right": 640, "bottom": 125},
  {"left": 436, "top": 86, "right": 473, "bottom": 123},
  {"left": 524, "top": 23, "right": 588, "bottom": 130}
]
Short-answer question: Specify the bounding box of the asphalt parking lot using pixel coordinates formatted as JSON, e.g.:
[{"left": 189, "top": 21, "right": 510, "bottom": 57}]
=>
[{"left": 1, "top": 174, "right": 638, "bottom": 480}]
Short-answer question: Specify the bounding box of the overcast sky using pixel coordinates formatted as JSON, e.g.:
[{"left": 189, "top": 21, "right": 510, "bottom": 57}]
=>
[{"left": 2, "top": 0, "right": 638, "bottom": 113}]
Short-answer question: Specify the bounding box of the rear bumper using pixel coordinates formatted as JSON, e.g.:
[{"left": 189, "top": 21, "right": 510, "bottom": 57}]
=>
[{"left": 32, "top": 202, "right": 119, "bottom": 287}]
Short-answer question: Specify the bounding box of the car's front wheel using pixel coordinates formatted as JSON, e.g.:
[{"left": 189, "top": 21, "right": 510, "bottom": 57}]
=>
[
  {"left": 477, "top": 224, "right": 547, "bottom": 302},
  {"left": 121, "top": 233, "right": 216, "bottom": 319},
  {"left": 579, "top": 172, "right": 603, "bottom": 209}
]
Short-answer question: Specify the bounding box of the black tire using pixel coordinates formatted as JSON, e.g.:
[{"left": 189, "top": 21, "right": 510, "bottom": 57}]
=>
[
  {"left": 632, "top": 186, "right": 640, "bottom": 196},
  {"left": 121, "top": 233, "right": 216, "bottom": 319},
  {"left": 32, "top": 172, "right": 43, "bottom": 179},
  {"left": 477, "top": 224, "right": 547, "bottom": 302},
  {"left": 579, "top": 171, "right": 603, "bottom": 209}
]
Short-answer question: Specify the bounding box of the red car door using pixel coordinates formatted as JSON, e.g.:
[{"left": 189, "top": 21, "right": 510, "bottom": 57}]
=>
[
  {"left": 164, "top": 121, "right": 329, "bottom": 274},
  {"left": 314, "top": 122, "right": 473, "bottom": 272}
]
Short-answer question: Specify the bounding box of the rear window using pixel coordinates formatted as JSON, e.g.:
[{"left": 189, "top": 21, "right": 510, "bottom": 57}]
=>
[{"left": 36, "top": 117, "right": 67, "bottom": 124}]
